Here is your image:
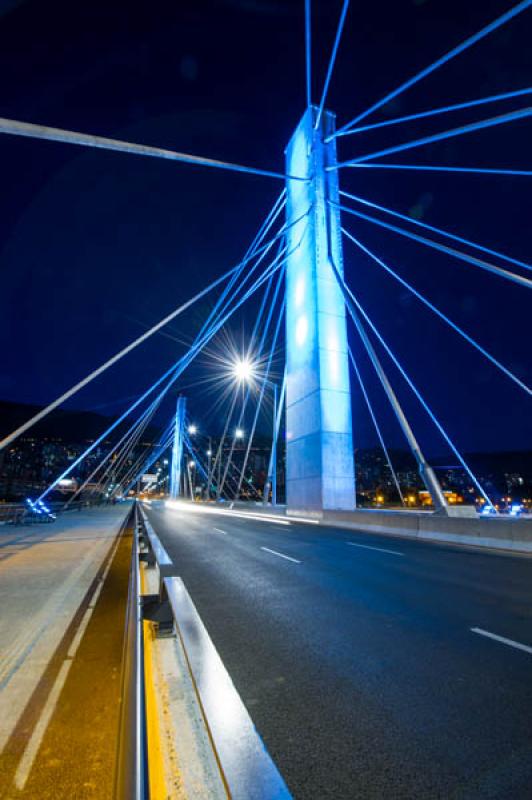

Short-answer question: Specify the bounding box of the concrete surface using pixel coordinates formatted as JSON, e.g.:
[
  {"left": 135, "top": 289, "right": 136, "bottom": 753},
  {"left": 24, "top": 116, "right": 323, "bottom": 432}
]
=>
[
  {"left": 320, "top": 507, "right": 532, "bottom": 553},
  {"left": 0, "top": 504, "right": 131, "bottom": 799}
]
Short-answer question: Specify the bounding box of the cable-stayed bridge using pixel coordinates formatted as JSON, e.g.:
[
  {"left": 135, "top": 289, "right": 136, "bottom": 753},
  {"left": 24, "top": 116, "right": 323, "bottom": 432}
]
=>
[
  {"left": 1, "top": 4, "right": 532, "bottom": 799},
  {"left": 2, "top": 0, "right": 530, "bottom": 521}
]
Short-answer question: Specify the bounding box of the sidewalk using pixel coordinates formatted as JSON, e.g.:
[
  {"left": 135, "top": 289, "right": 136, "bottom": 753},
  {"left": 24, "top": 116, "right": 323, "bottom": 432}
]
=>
[{"left": 0, "top": 504, "right": 131, "bottom": 798}]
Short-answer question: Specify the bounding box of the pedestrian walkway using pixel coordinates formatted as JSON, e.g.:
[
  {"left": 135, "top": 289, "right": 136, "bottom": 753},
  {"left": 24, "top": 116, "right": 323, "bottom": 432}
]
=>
[{"left": 0, "top": 504, "right": 132, "bottom": 799}]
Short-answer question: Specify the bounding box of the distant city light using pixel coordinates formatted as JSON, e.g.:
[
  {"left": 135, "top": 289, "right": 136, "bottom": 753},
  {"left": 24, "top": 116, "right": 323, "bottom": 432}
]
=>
[
  {"left": 188, "top": 424, "right": 198, "bottom": 435},
  {"left": 207, "top": 449, "right": 212, "bottom": 456},
  {"left": 235, "top": 428, "right": 244, "bottom": 439},
  {"left": 188, "top": 460, "right": 196, "bottom": 468}
]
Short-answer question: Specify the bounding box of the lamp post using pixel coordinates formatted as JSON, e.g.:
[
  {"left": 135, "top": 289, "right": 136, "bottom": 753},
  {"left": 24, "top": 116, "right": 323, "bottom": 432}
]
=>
[
  {"left": 230, "top": 356, "right": 279, "bottom": 507},
  {"left": 206, "top": 440, "right": 212, "bottom": 499},
  {"left": 262, "top": 380, "right": 278, "bottom": 506}
]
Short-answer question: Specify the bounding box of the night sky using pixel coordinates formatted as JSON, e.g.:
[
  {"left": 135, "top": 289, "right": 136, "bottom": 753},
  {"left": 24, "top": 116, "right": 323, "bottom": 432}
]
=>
[{"left": 0, "top": 0, "right": 530, "bottom": 455}]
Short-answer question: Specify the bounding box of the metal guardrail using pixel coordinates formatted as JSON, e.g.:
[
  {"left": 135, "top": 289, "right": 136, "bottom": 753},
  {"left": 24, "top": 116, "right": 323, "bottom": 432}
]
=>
[
  {"left": 115, "top": 503, "right": 148, "bottom": 800},
  {"left": 128, "top": 500, "right": 292, "bottom": 800},
  {"left": 0, "top": 498, "right": 104, "bottom": 526}
]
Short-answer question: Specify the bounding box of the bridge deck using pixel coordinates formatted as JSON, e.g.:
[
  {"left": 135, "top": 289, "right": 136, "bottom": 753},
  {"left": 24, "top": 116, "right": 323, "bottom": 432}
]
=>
[{"left": 0, "top": 504, "right": 132, "bottom": 799}]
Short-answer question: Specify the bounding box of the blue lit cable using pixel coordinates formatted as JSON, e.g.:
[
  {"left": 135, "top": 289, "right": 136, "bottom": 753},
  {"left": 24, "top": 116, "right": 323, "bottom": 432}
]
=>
[
  {"left": 335, "top": 0, "right": 532, "bottom": 135},
  {"left": 0, "top": 116, "right": 306, "bottom": 182},
  {"left": 120, "top": 421, "right": 174, "bottom": 491},
  {"left": 340, "top": 189, "right": 531, "bottom": 273},
  {"left": 235, "top": 267, "right": 285, "bottom": 499},
  {"left": 335, "top": 106, "right": 532, "bottom": 168},
  {"left": 334, "top": 267, "right": 495, "bottom": 506},
  {"left": 336, "top": 87, "right": 532, "bottom": 137},
  {"left": 315, "top": 0, "right": 350, "bottom": 130},
  {"left": 342, "top": 226, "right": 531, "bottom": 395},
  {"left": 219, "top": 241, "right": 287, "bottom": 498},
  {"left": 38, "top": 230, "right": 304, "bottom": 501},
  {"left": 1, "top": 200, "right": 294, "bottom": 455},
  {"left": 66, "top": 387, "right": 166, "bottom": 505},
  {"left": 122, "top": 427, "right": 174, "bottom": 496},
  {"left": 347, "top": 346, "right": 405, "bottom": 505},
  {"left": 345, "top": 163, "right": 532, "bottom": 177},
  {"left": 332, "top": 200, "right": 532, "bottom": 290}
]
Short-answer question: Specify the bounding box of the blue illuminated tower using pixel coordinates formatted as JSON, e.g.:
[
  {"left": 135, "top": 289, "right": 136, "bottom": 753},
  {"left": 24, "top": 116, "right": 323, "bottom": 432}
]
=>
[
  {"left": 285, "top": 107, "right": 355, "bottom": 513},
  {"left": 170, "top": 396, "right": 186, "bottom": 500}
]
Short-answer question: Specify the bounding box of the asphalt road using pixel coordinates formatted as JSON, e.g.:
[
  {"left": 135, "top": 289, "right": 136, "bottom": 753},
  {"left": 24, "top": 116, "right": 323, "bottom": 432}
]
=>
[{"left": 145, "top": 501, "right": 532, "bottom": 800}]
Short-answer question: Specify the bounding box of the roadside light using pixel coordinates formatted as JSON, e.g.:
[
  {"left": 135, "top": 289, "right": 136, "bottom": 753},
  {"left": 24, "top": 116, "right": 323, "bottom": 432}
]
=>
[
  {"left": 188, "top": 424, "right": 198, "bottom": 435},
  {"left": 233, "top": 357, "right": 255, "bottom": 383},
  {"left": 235, "top": 429, "right": 244, "bottom": 439}
]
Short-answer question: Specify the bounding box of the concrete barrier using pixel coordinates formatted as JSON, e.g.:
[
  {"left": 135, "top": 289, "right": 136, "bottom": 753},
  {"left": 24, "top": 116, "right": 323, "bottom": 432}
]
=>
[{"left": 313, "top": 508, "right": 532, "bottom": 554}]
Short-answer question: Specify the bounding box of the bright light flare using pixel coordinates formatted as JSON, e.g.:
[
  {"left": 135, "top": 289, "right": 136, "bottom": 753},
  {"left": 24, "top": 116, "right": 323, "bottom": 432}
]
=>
[
  {"left": 233, "top": 357, "right": 256, "bottom": 383},
  {"left": 164, "top": 499, "right": 320, "bottom": 525}
]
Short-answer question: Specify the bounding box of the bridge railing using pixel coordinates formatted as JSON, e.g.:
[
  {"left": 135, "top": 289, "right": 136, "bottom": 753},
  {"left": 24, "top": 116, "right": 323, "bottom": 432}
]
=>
[
  {"left": 126, "top": 500, "right": 292, "bottom": 799},
  {"left": 0, "top": 497, "right": 105, "bottom": 526},
  {"left": 115, "top": 503, "right": 148, "bottom": 800}
]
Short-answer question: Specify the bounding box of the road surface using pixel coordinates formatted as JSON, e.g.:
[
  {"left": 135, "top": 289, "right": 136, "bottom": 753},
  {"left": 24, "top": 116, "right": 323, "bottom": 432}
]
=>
[{"left": 145, "top": 501, "right": 532, "bottom": 800}]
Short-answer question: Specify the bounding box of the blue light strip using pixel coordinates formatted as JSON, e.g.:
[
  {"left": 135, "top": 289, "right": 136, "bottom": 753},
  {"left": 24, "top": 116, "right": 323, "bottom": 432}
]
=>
[
  {"left": 340, "top": 189, "right": 531, "bottom": 273},
  {"left": 332, "top": 200, "right": 532, "bottom": 290},
  {"left": 347, "top": 346, "right": 405, "bottom": 504},
  {"left": 342, "top": 226, "right": 531, "bottom": 395},
  {"left": 335, "top": 0, "right": 532, "bottom": 135},
  {"left": 335, "top": 106, "right": 532, "bottom": 168},
  {"left": 336, "top": 87, "right": 532, "bottom": 137},
  {"left": 314, "top": 0, "right": 350, "bottom": 130},
  {"left": 332, "top": 266, "right": 495, "bottom": 506},
  {"left": 344, "top": 163, "right": 532, "bottom": 177}
]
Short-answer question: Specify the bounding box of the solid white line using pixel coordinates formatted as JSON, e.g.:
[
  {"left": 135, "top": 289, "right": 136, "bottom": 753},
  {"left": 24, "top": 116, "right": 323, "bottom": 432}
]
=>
[
  {"left": 260, "top": 546, "right": 301, "bottom": 564},
  {"left": 66, "top": 607, "right": 94, "bottom": 659},
  {"left": 213, "top": 528, "right": 227, "bottom": 535},
  {"left": 14, "top": 660, "right": 72, "bottom": 789},
  {"left": 471, "top": 627, "right": 532, "bottom": 655},
  {"left": 347, "top": 541, "right": 403, "bottom": 556}
]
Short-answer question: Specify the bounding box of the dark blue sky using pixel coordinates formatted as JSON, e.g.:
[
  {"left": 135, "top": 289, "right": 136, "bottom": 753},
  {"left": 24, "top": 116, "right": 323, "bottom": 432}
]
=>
[{"left": 0, "top": 0, "right": 530, "bottom": 454}]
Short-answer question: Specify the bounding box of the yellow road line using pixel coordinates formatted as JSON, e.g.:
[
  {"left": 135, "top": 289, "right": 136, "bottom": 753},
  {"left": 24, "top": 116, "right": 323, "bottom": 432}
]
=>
[{"left": 143, "top": 619, "right": 172, "bottom": 799}]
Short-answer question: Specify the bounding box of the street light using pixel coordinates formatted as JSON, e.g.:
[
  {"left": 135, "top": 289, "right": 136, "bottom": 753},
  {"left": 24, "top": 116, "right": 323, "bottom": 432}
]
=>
[
  {"left": 235, "top": 428, "right": 244, "bottom": 439},
  {"left": 233, "top": 357, "right": 256, "bottom": 383},
  {"left": 262, "top": 379, "right": 279, "bottom": 507},
  {"left": 188, "top": 424, "right": 198, "bottom": 435}
]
